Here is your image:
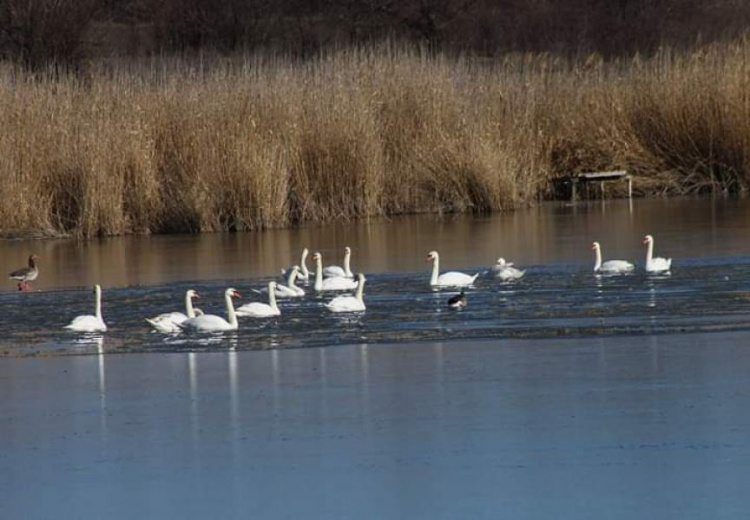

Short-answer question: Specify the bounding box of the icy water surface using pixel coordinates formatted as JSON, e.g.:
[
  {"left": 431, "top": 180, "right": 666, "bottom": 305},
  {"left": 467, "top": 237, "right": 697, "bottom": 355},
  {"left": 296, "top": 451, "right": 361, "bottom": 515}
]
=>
[{"left": 1, "top": 197, "right": 750, "bottom": 355}]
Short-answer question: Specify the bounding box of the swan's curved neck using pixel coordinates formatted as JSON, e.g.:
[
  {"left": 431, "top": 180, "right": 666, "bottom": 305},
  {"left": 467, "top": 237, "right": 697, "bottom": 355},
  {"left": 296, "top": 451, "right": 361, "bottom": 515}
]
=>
[
  {"left": 288, "top": 269, "right": 299, "bottom": 289},
  {"left": 430, "top": 255, "right": 440, "bottom": 285},
  {"left": 355, "top": 279, "right": 365, "bottom": 301},
  {"left": 314, "top": 256, "right": 323, "bottom": 291},
  {"left": 344, "top": 251, "right": 352, "bottom": 277},
  {"left": 593, "top": 247, "right": 602, "bottom": 271},
  {"left": 185, "top": 292, "right": 196, "bottom": 318},
  {"left": 300, "top": 250, "right": 309, "bottom": 278},
  {"left": 645, "top": 240, "right": 654, "bottom": 264},
  {"left": 225, "top": 291, "right": 238, "bottom": 328},
  {"left": 94, "top": 286, "right": 103, "bottom": 320},
  {"left": 268, "top": 283, "right": 278, "bottom": 311}
]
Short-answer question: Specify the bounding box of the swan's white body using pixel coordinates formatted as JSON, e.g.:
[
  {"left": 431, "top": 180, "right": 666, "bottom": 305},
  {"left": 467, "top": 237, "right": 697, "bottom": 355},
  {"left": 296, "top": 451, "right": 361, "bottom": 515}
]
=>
[
  {"left": 427, "top": 251, "right": 479, "bottom": 287},
  {"left": 146, "top": 289, "right": 201, "bottom": 333},
  {"left": 325, "top": 273, "right": 366, "bottom": 313},
  {"left": 65, "top": 284, "right": 107, "bottom": 333},
  {"left": 493, "top": 257, "right": 525, "bottom": 281},
  {"left": 643, "top": 234, "right": 672, "bottom": 273},
  {"left": 179, "top": 288, "right": 241, "bottom": 332},
  {"left": 592, "top": 242, "right": 634, "bottom": 274},
  {"left": 313, "top": 253, "right": 359, "bottom": 291},
  {"left": 282, "top": 248, "right": 311, "bottom": 281},
  {"left": 236, "top": 282, "right": 281, "bottom": 317},
  {"left": 323, "top": 247, "right": 354, "bottom": 278},
  {"left": 275, "top": 267, "right": 305, "bottom": 298}
]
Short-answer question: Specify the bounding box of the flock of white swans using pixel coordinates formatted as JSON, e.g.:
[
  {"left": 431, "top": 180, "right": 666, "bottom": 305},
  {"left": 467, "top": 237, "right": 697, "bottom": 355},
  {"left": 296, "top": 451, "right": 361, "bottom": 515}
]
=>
[{"left": 9, "top": 234, "right": 671, "bottom": 335}]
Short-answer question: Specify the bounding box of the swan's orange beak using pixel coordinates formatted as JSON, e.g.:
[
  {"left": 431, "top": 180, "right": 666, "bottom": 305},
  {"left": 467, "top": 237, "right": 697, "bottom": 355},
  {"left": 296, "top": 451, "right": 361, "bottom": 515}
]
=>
[
  {"left": 193, "top": 292, "right": 200, "bottom": 299},
  {"left": 642, "top": 237, "right": 649, "bottom": 244},
  {"left": 590, "top": 244, "right": 596, "bottom": 250},
  {"left": 232, "top": 290, "right": 241, "bottom": 298},
  {"left": 425, "top": 255, "right": 432, "bottom": 262}
]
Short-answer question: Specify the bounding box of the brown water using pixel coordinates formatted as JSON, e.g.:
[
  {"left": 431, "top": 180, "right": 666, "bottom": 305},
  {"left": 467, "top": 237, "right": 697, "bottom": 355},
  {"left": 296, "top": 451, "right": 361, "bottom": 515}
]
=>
[
  {"left": 1, "top": 197, "right": 750, "bottom": 355},
  {"left": 2, "top": 197, "right": 749, "bottom": 290}
]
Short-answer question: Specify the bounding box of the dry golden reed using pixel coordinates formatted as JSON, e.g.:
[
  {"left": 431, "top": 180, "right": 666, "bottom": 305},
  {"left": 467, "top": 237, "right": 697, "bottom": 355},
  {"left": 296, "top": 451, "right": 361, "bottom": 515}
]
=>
[{"left": 1, "top": 40, "right": 749, "bottom": 237}]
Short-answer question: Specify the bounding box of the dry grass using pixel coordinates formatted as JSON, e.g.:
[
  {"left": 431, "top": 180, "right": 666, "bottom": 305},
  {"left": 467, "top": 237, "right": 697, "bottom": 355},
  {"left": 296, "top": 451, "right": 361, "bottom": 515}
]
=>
[{"left": 1, "top": 40, "right": 750, "bottom": 237}]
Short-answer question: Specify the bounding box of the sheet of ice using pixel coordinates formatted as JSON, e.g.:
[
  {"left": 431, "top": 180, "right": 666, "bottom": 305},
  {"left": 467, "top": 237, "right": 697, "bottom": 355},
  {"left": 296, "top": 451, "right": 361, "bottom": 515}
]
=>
[{"left": 2, "top": 332, "right": 750, "bottom": 519}]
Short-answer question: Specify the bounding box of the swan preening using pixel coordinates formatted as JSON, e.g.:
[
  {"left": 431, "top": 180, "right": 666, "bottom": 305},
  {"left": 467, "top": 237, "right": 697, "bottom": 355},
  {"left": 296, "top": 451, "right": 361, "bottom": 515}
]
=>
[
  {"left": 591, "top": 242, "right": 634, "bottom": 274},
  {"left": 179, "top": 288, "right": 241, "bottom": 332},
  {"left": 323, "top": 246, "right": 354, "bottom": 278},
  {"left": 492, "top": 257, "right": 525, "bottom": 281},
  {"left": 276, "top": 266, "right": 305, "bottom": 298},
  {"left": 643, "top": 234, "right": 672, "bottom": 273},
  {"left": 427, "top": 251, "right": 479, "bottom": 287},
  {"left": 282, "top": 248, "right": 311, "bottom": 281},
  {"left": 313, "top": 252, "right": 358, "bottom": 291},
  {"left": 9, "top": 254, "right": 39, "bottom": 292},
  {"left": 65, "top": 284, "right": 107, "bottom": 333},
  {"left": 325, "top": 273, "right": 367, "bottom": 312},
  {"left": 236, "top": 281, "right": 281, "bottom": 317},
  {"left": 146, "top": 289, "right": 201, "bottom": 333}
]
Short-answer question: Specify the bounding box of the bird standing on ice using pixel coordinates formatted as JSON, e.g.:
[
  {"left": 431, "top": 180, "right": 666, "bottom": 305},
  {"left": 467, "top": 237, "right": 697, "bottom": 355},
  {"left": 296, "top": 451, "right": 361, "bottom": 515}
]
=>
[{"left": 9, "top": 254, "right": 39, "bottom": 291}]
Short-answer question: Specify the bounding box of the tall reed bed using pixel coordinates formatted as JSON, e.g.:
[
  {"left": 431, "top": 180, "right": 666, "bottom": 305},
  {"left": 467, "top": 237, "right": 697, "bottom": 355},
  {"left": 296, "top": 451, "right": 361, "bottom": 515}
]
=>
[{"left": 1, "top": 41, "right": 749, "bottom": 237}]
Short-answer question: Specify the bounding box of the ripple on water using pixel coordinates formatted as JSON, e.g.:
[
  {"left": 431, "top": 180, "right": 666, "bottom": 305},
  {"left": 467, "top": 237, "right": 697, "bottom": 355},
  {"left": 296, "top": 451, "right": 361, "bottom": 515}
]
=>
[{"left": 3, "top": 260, "right": 750, "bottom": 356}]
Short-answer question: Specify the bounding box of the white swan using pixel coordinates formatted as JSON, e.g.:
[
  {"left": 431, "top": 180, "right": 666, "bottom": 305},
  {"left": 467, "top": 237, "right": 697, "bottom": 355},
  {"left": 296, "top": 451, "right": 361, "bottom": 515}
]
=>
[
  {"left": 65, "top": 284, "right": 107, "bottom": 332},
  {"left": 643, "top": 234, "right": 672, "bottom": 273},
  {"left": 591, "top": 242, "right": 634, "bottom": 273},
  {"left": 275, "top": 266, "right": 305, "bottom": 298},
  {"left": 492, "top": 257, "right": 525, "bottom": 281},
  {"left": 236, "top": 281, "right": 281, "bottom": 317},
  {"left": 313, "top": 252, "right": 358, "bottom": 291},
  {"left": 427, "top": 251, "right": 479, "bottom": 287},
  {"left": 323, "top": 246, "right": 354, "bottom": 278},
  {"left": 179, "top": 288, "right": 241, "bottom": 332},
  {"left": 325, "top": 273, "right": 367, "bottom": 312},
  {"left": 282, "top": 248, "right": 311, "bottom": 281},
  {"left": 145, "top": 289, "right": 201, "bottom": 333}
]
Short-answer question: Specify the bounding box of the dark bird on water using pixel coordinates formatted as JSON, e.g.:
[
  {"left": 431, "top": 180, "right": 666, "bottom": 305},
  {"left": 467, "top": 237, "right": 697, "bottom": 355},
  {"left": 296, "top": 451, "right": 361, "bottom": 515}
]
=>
[
  {"left": 9, "top": 254, "right": 39, "bottom": 292},
  {"left": 447, "top": 290, "right": 467, "bottom": 309}
]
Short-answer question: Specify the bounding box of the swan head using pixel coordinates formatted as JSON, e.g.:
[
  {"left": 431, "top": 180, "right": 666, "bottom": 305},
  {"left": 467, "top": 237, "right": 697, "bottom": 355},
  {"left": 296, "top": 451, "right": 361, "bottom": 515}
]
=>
[
  {"left": 591, "top": 242, "right": 601, "bottom": 251},
  {"left": 426, "top": 251, "right": 439, "bottom": 262},
  {"left": 496, "top": 257, "right": 507, "bottom": 266},
  {"left": 345, "top": 246, "right": 351, "bottom": 254},
  {"left": 643, "top": 234, "right": 654, "bottom": 245},
  {"left": 268, "top": 281, "right": 277, "bottom": 290},
  {"left": 357, "top": 272, "right": 366, "bottom": 283},
  {"left": 187, "top": 289, "right": 200, "bottom": 299},
  {"left": 301, "top": 248, "right": 309, "bottom": 256},
  {"left": 226, "top": 288, "right": 241, "bottom": 298},
  {"left": 94, "top": 284, "right": 102, "bottom": 295},
  {"left": 313, "top": 252, "right": 322, "bottom": 261}
]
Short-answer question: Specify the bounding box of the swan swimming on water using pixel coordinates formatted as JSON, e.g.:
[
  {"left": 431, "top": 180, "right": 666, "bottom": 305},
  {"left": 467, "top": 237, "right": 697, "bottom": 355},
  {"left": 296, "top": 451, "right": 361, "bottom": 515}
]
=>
[
  {"left": 236, "top": 281, "right": 281, "bottom": 317},
  {"left": 275, "top": 266, "right": 305, "bottom": 298},
  {"left": 591, "top": 242, "right": 634, "bottom": 274},
  {"left": 145, "top": 289, "right": 201, "bottom": 333},
  {"left": 426, "top": 250, "right": 479, "bottom": 287},
  {"left": 65, "top": 284, "right": 107, "bottom": 333},
  {"left": 313, "top": 252, "right": 358, "bottom": 291},
  {"left": 323, "top": 246, "right": 354, "bottom": 278},
  {"left": 643, "top": 234, "right": 672, "bottom": 273},
  {"left": 282, "top": 248, "right": 311, "bottom": 281},
  {"left": 179, "top": 288, "right": 241, "bottom": 332},
  {"left": 325, "top": 273, "right": 367, "bottom": 312},
  {"left": 492, "top": 257, "right": 525, "bottom": 281}
]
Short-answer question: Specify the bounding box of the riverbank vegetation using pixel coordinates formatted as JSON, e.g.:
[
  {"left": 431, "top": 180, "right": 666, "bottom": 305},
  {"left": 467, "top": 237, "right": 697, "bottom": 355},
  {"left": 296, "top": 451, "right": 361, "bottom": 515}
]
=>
[{"left": 2, "top": 40, "right": 750, "bottom": 237}]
